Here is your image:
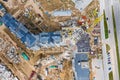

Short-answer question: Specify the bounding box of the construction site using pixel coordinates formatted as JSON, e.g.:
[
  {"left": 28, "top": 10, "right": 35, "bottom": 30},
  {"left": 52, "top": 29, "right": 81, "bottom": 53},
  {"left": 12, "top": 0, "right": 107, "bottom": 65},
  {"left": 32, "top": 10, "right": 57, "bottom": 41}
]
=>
[{"left": 0, "top": 0, "right": 103, "bottom": 80}]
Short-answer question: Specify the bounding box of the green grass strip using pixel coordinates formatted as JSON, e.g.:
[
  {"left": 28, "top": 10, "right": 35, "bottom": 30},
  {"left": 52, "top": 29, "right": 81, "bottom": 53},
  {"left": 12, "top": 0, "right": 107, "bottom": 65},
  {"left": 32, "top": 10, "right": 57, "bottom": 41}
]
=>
[
  {"left": 106, "top": 44, "right": 111, "bottom": 52},
  {"left": 109, "top": 71, "right": 113, "bottom": 80},
  {"left": 112, "top": 6, "right": 120, "bottom": 78},
  {"left": 103, "top": 10, "right": 109, "bottom": 39}
]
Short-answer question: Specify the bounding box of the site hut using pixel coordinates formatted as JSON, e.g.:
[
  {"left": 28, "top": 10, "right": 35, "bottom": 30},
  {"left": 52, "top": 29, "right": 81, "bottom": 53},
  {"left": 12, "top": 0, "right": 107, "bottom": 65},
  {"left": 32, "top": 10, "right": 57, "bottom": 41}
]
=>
[{"left": 52, "top": 10, "right": 72, "bottom": 17}]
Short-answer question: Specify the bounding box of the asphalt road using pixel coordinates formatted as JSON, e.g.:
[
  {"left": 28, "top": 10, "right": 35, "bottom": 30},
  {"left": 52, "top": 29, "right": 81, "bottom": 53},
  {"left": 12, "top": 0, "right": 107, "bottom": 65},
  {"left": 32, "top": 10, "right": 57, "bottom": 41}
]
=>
[
  {"left": 100, "top": 0, "right": 120, "bottom": 80},
  {"left": 99, "top": 0, "right": 108, "bottom": 80},
  {"left": 110, "top": 0, "right": 120, "bottom": 80},
  {"left": 112, "top": 0, "right": 120, "bottom": 57},
  {"left": 105, "top": 0, "right": 120, "bottom": 80}
]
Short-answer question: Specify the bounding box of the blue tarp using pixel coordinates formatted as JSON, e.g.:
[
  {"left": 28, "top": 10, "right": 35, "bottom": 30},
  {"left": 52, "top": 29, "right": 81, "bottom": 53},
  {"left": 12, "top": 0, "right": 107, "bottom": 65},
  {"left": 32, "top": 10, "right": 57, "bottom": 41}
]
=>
[
  {"left": 0, "top": 4, "right": 3, "bottom": 9},
  {"left": 0, "top": 4, "right": 6, "bottom": 14},
  {"left": 26, "top": 33, "right": 36, "bottom": 47},
  {"left": 39, "top": 32, "right": 61, "bottom": 44},
  {"left": 0, "top": 13, "right": 37, "bottom": 47},
  {"left": 0, "top": 12, "right": 61, "bottom": 49}
]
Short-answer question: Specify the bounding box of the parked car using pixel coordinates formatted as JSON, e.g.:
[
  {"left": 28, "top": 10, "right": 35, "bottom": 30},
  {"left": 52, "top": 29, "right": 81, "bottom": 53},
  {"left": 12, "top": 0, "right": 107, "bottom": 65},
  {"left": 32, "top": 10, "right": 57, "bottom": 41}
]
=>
[
  {"left": 108, "top": 62, "right": 111, "bottom": 64},
  {"left": 108, "top": 67, "right": 111, "bottom": 70},
  {"left": 108, "top": 59, "right": 111, "bottom": 62},
  {"left": 109, "top": 30, "right": 110, "bottom": 33},
  {"left": 106, "top": 17, "right": 108, "bottom": 20}
]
